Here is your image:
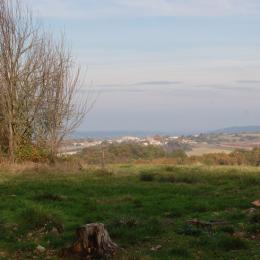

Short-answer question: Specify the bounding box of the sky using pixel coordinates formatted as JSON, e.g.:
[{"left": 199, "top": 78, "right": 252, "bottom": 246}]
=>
[{"left": 24, "top": 0, "right": 260, "bottom": 134}]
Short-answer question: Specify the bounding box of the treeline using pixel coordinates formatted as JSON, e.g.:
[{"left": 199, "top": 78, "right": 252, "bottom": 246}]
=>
[
  {"left": 0, "top": 0, "right": 87, "bottom": 162},
  {"left": 80, "top": 143, "right": 188, "bottom": 165},
  {"left": 80, "top": 143, "right": 260, "bottom": 167},
  {"left": 189, "top": 148, "right": 260, "bottom": 166}
]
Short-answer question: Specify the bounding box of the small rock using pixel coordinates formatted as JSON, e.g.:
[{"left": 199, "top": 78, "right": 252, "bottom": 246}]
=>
[
  {"left": 38, "top": 227, "right": 45, "bottom": 233},
  {"left": 27, "top": 232, "right": 33, "bottom": 238},
  {"left": 59, "top": 195, "right": 68, "bottom": 200},
  {"left": 251, "top": 200, "right": 260, "bottom": 207},
  {"left": 161, "top": 218, "right": 174, "bottom": 225},
  {"left": 245, "top": 208, "right": 257, "bottom": 215},
  {"left": 233, "top": 232, "right": 246, "bottom": 238},
  {"left": 151, "top": 245, "right": 162, "bottom": 251},
  {"left": 12, "top": 224, "right": 18, "bottom": 231},
  {"left": 49, "top": 227, "right": 59, "bottom": 236},
  {"left": 36, "top": 245, "right": 46, "bottom": 254},
  {"left": 0, "top": 251, "right": 7, "bottom": 257}
]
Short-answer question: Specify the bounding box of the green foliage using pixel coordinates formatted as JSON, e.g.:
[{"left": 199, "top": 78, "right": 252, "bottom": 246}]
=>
[
  {"left": 19, "top": 205, "right": 64, "bottom": 233},
  {"left": 34, "top": 192, "right": 67, "bottom": 202},
  {"left": 139, "top": 168, "right": 199, "bottom": 184},
  {"left": 158, "top": 174, "right": 176, "bottom": 183},
  {"left": 79, "top": 141, "right": 260, "bottom": 167},
  {"left": 168, "top": 149, "right": 188, "bottom": 163},
  {"left": 250, "top": 212, "right": 260, "bottom": 224},
  {"left": 0, "top": 218, "right": 7, "bottom": 240},
  {"left": 80, "top": 143, "right": 168, "bottom": 164},
  {"left": 139, "top": 171, "right": 155, "bottom": 181},
  {"left": 15, "top": 144, "right": 49, "bottom": 162},
  {"left": 93, "top": 168, "right": 114, "bottom": 176},
  {"left": 72, "top": 139, "right": 260, "bottom": 168},
  {"left": 164, "top": 166, "right": 174, "bottom": 172},
  {"left": 170, "top": 246, "right": 190, "bottom": 257},
  {"left": 176, "top": 224, "right": 202, "bottom": 236},
  {"left": 246, "top": 223, "right": 260, "bottom": 234},
  {"left": 215, "top": 235, "right": 248, "bottom": 251},
  {"left": 219, "top": 225, "right": 235, "bottom": 234},
  {"left": 190, "top": 147, "right": 260, "bottom": 166}
]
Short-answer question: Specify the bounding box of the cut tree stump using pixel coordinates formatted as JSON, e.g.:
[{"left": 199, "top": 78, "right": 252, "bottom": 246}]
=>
[{"left": 63, "top": 223, "right": 118, "bottom": 259}]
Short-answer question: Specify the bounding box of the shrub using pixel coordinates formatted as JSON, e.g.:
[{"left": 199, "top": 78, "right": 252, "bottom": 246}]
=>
[
  {"left": 164, "top": 166, "right": 174, "bottom": 172},
  {"left": 113, "top": 218, "right": 139, "bottom": 228},
  {"left": 170, "top": 247, "right": 190, "bottom": 257},
  {"left": 55, "top": 156, "right": 84, "bottom": 171},
  {"left": 20, "top": 206, "right": 64, "bottom": 233},
  {"left": 175, "top": 174, "right": 199, "bottom": 184},
  {"left": 158, "top": 174, "right": 176, "bottom": 183},
  {"left": 34, "top": 192, "right": 67, "bottom": 202},
  {"left": 15, "top": 144, "right": 49, "bottom": 163},
  {"left": 176, "top": 224, "right": 202, "bottom": 236},
  {"left": 246, "top": 224, "right": 260, "bottom": 234},
  {"left": 216, "top": 235, "right": 248, "bottom": 251},
  {"left": 93, "top": 168, "right": 114, "bottom": 176},
  {"left": 250, "top": 212, "right": 260, "bottom": 224},
  {"left": 164, "top": 208, "right": 183, "bottom": 218},
  {"left": 219, "top": 225, "right": 235, "bottom": 235},
  {"left": 0, "top": 218, "right": 7, "bottom": 239},
  {"left": 139, "top": 171, "right": 155, "bottom": 182},
  {"left": 80, "top": 143, "right": 167, "bottom": 164}
]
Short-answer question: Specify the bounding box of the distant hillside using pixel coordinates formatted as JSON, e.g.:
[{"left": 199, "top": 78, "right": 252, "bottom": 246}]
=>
[{"left": 212, "top": 126, "right": 260, "bottom": 134}]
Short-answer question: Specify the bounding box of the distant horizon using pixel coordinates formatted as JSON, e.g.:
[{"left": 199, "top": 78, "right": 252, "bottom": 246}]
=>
[{"left": 72, "top": 125, "right": 260, "bottom": 138}]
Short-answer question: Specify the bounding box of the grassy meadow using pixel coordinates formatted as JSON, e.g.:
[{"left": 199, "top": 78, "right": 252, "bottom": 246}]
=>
[{"left": 0, "top": 164, "right": 259, "bottom": 259}]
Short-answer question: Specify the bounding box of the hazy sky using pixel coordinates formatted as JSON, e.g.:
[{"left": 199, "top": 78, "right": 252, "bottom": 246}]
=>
[{"left": 24, "top": 0, "right": 260, "bottom": 133}]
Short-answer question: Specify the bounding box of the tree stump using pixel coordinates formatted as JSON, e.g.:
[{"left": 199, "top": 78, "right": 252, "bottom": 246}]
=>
[{"left": 63, "top": 223, "right": 118, "bottom": 259}]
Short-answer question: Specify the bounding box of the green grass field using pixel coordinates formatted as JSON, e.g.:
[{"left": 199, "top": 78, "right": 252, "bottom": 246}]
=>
[{"left": 0, "top": 165, "right": 260, "bottom": 259}]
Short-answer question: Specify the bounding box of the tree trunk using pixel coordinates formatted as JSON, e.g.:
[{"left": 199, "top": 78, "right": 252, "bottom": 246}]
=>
[
  {"left": 63, "top": 223, "right": 118, "bottom": 259},
  {"left": 8, "top": 122, "right": 15, "bottom": 163}
]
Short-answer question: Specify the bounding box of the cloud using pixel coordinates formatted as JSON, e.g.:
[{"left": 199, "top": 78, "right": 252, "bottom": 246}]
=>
[
  {"left": 82, "top": 81, "right": 183, "bottom": 94},
  {"left": 23, "top": 0, "right": 260, "bottom": 20},
  {"left": 133, "top": 81, "right": 182, "bottom": 86},
  {"left": 196, "top": 84, "right": 260, "bottom": 92},
  {"left": 81, "top": 81, "right": 260, "bottom": 95},
  {"left": 236, "top": 80, "right": 260, "bottom": 84}
]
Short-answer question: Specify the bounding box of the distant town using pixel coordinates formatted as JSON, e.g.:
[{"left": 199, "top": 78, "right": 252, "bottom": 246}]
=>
[{"left": 60, "top": 129, "right": 260, "bottom": 156}]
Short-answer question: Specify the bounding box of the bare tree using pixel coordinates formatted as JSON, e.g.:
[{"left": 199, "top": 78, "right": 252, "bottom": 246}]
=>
[
  {"left": 36, "top": 39, "right": 92, "bottom": 161},
  {"left": 0, "top": 0, "right": 90, "bottom": 162}
]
